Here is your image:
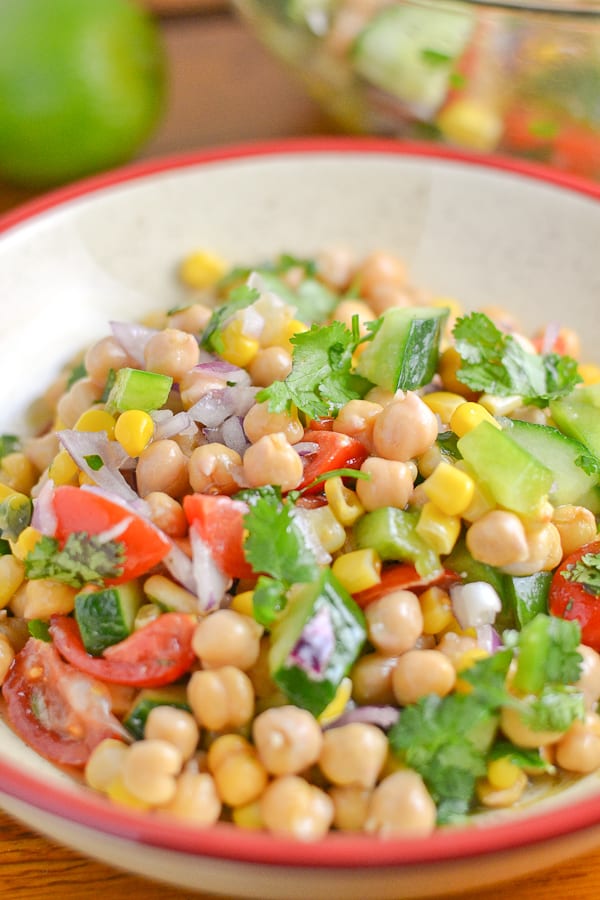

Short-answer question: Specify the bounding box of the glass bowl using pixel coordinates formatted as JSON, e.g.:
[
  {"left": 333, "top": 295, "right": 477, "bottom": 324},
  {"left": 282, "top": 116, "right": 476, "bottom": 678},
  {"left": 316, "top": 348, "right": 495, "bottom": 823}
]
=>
[{"left": 234, "top": 0, "right": 600, "bottom": 179}]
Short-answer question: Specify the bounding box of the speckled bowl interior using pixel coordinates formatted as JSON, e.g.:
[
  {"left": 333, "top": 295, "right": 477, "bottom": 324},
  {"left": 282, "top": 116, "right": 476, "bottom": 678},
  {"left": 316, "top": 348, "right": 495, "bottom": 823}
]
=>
[{"left": 1, "top": 139, "right": 600, "bottom": 899}]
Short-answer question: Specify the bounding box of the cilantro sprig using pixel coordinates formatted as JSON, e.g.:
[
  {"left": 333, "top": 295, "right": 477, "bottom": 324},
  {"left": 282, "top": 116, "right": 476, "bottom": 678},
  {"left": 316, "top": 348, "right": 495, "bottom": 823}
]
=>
[
  {"left": 240, "top": 486, "right": 320, "bottom": 626},
  {"left": 24, "top": 532, "right": 125, "bottom": 588},
  {"left": 562, "top": 551, "right": 600, "bottom": 596},
  {"left": 453, "top": 312, "right": 581, "bottom": 407},
  {"left": 257, "top": 320, "right": 372, "bottom": 420}
]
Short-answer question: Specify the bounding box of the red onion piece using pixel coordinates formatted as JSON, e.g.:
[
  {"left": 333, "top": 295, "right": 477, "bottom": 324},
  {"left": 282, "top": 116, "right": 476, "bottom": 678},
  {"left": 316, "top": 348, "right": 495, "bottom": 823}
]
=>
[
  {"left": 324, "top": 705, "right": 400, "bottom": 731},
  {"left": 476, "top": 624, "right": 502, "bottom": 654},
  {"left": 110, "top": 321, "right": 158, "bottom": 367},
  {"left": 151, "top": 410, "right": 197, "bottom": 441},
  {"left": 162, "top": 540, "right": 198, "bottom": 595},
  {"left": 57, "top": 429, "right": 145, "bottom": 511},
  {"left": 288, "top": 606, "right": 335, "bottom": 679},
  {"left": 450, "top": 581, "right": 502, "bottom": 630},
  {"left": 221, "top": 416, "right": 250, "bottom": 457},
  {"left": 188, "top": 389, "right": 236, "bottom": 427},
  {"left": 189, "top": 526, "right": 231, "bottom": 613},
  {"left": 193, "top": 359, "right": 251, "bottom": 387},
  {"left": 31, "top": 477, "right": 58, "bottom": 535},
  {"left": 294, "top": 441, "right": 320, "bottom": 457}
]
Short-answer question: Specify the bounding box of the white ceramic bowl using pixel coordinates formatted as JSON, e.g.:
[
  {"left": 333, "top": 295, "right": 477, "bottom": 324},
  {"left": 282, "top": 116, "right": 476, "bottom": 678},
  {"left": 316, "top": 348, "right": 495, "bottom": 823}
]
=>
[{"left": 1, "top": 138, "right": 600, "bottom": 899}]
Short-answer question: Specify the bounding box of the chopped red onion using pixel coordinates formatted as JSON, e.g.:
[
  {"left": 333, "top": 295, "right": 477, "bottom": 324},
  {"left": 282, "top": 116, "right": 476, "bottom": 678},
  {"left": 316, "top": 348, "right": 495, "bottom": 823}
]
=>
[
  {"left": 188, "top": 385, "right": 259, "bottom": 428},
  {"left": 294, "top": 441, "right": 320, "bottom": 457},
  {"left": 190, "top": 526, "right": 231, "bottom": 613},
  {"left": 450, "top": 581, "right": 502, "bottom": 630},
  {"left": 240, "top": 305, "right": 265, "bottom": 339},
  {"left": 539, "top": 321, "right": 561, "bottom": 355},
  {"left": 193, "top": 359, "right": 251, "bottom": 387},
  {"left": 31, "top": 477, "right": 58, "bottom": 535},
  {"left": 476, "top": 624, "right": 502, "bottom": 654},
  {"left": 290, "top": 507, "right": 332, "bottom": 565},
  {"left": 289, "top": 606, "right": 335, "bottom": 680},
  {"left": 221, "top": 415, "right": 250, "bottom": 457},
  {"left": 151, "top": 410, "right": 197, "bottom": 441},
  {"left": 246, "top": 271, "right": 266, "bottom": 292},
  {"left": 162, "top": 540, "right": 198, "bottom": 595},
  {"left": 58, "top": 430, "right": 145, "bottom": 510},
  {"left": 110, "top": 321, "right": 158, "bottom": 367},
  {"left": 324, "top": 705, "right": 400, "bottom": 731}
]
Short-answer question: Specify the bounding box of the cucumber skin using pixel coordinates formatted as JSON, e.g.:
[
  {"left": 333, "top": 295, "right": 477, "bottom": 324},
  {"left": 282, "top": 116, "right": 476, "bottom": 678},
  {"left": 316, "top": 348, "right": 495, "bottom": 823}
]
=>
[
  {"left": 551, "top": 382, "right": 600, "bottom": 462},
  {"left": 123, "top": 689, "right": 191, "bottom": 740},
  {"left": 354, "top": 506, "right": 441, "bottom": 578},
  {"left": 74, "top": 581, "right": 142, "bottom": 656},
  {"left": 106, "top": 367, "right": 172, "bottom": 413}
]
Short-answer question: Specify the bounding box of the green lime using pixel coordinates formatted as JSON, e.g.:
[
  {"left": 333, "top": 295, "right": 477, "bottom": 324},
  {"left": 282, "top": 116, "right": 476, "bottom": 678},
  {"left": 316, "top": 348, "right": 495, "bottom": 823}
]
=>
[{"left": 0, "top": 0, "right": 166, "bottom": 188}]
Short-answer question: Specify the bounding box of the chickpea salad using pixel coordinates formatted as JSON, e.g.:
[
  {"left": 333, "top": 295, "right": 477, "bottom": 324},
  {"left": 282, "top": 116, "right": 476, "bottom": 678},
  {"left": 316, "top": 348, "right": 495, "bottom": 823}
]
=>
[{"left": 1, "top": 245, "right": 600, "bottom": 839}]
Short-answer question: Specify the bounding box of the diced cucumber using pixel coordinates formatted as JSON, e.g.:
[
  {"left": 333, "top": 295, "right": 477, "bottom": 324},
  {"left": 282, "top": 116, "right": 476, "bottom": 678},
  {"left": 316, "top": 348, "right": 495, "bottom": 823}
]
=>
[
  {"left": 500, "top": 416, "right": 600, "bottom": 512},
  {"left": 355, "top": 306, "right": 449, "bottom": 392},
  {"left": 105, "top": 367, "right": 172, "bottom": 413},
  {"left": 123, "top": 686, "right": 191, "bottom": 740},
  {"left": 75, "top": 580, "right": 143, "bottom": 656},
  {"left": 436, "top": 430, "right": 461, "bottom": 463},
  {"left": 269, "top": 569, "right": 366, "bottom": 717},
  {"left": 504, "top": 572, "right": 552, "bottom": 629},
  {"left": 551, "top": 383, "right": 600, "bottom": 460},
  {"left": 457, "top": 422, "right": 553, "bottom": 516},
  {"left": 354, "top": 507, "right": 441, "bottom": 578},
  {"left": 351, "top": 3, "right": 474, "bottom": 111}
]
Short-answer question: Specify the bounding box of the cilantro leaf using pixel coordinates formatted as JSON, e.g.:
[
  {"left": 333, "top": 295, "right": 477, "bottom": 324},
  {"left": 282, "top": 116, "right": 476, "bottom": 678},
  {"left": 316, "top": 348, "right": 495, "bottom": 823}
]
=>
[
  {"left": 0, "top": 434, "right": 20, "bottom": 460},
  {"left": 519, "top": 685, "right": 584, "bottom": 733},
  {"left": 242, "top": 487, "right": 320, "bottom": 587},
  {"left": 575, "top": 452, "right": 600, "bottom": 477},
  {"left": 24, "top": 532, "right": 125, "bottom": 588},
  {"left": 505, "top": 613, "right": 582, "bottom": 693},
  {"left": 201, "top": 284, "right": 259, "bottom": 353},
  {"left": 562, "top": 552, "right": 600, "bottom": 597},
  {"left": 453, "top": 312, "right": 581, "bottom": 406},
  {"left": 28, "top": 619, "right": 52, "bottom": 642},
  {"left": 257, "top": 320, "right": 371, "bottom": 419},
  {"left": 488, "top": 740, "right": 555, "bottom": 774}
]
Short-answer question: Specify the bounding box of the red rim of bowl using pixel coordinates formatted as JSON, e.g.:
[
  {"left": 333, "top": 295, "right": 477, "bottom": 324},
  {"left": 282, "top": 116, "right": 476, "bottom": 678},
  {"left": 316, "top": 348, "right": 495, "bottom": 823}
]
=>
[{"left": 1, "top": 136, "right": 600, "bottom": 869}]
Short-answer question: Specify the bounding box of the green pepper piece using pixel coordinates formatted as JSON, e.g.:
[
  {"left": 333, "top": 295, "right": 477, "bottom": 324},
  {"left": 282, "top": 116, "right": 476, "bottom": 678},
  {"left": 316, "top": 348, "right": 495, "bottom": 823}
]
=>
[{"left": 354, "top": 507, "right": 441, "bottom": 578}]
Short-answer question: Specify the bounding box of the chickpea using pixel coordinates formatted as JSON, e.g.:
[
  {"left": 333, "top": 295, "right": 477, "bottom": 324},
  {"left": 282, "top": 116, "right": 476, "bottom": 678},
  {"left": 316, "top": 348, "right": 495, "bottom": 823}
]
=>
[
  {"left": 555, "top": 713, "right": 600, "bottom": 773},
  {"left": 319, "top": 723, "right": 387, "bottom": 789},
  {"left": 187, "top": 667, "right": 255, "bottom": 731},
  {"left": 122, "top": 739, "right": 183, "bottom": 806},
  {"left": 356, "top": 457, "right": 415, "bottom": 511},
  {"left": 136, "top": 439, "right": 190, "bottom": 498},
  {"left": 500, "top": 704, "right": 564, "bottom": 748},
  {"left": 392, "top": 649, "right": 456, "bottom": 706},
  {"left": 168, "top": 303, "right": 212, "bottom": 335},
  {"left": 192, "top": 609, "right": 263, "bottom": 671},
  {"left": 330, "top": 785, "right": 371, "bottom": 831},
  {"left": 364, "top": 770, "right": 437, "bottom": 837},
  {"left": 372, "top": 392, "right": 439, "bottom": 462},
  {"left": 248, "top": 346, "right": 292, "bottom": 387},
  {"left": 84, "top": 336, "right": 132, "bottom": 389},
  {"left": 18, "top": 579, "right": 76, "bottom": 619},
  {"left": 145, "top": 707, "right": 200, "bottom": 761},
  {"left": 552, "top": 505, "right": 598, "bottom": 558},
  {"left": 364, "top": 385, "right": 396, "bottom": 407},
  {"left": 207, "top": 734, "right": 253, "bottom": 773},
  {"left": 466, "top": 510, "right": 529, "bottom": 568},
  {"left": 179, "top": 369, "right": 227, "bottom": 409},
  {"left": 23, "top": 432, "right": 59, "bottom": 473},
  {"left": 333, "top": 399, "right": 382, "bottom": 451},
  {"left": 316, "top": 244, "right": 355, "bottom": 290},
  {"left": 501, "top": 522, "right": 563, "bottom": 576},
  {"left": 243, "top": 433, "right": 303, "bottom": 492},
  {"left": 330, "top": 298, "right": 376, "bottom": 334},
  {"left": 161, "top": 771, "right": 222, "bottom": 825},
  {"left": 351, "top": 653, "right": 398, "bottom": 706},
  {"left": 243, "top": 402, "right": 304, "bottom": 445},
  {"left": 365, "top": 590, "right": 423, "bottom": 656},
  {"left": 0, "top": 634, "right": 15, "bottom": 685},
  {"left": 357, "top": 251, "right": 407, "bottom": 303},
  {"left": 437, "top": 632, "right": 479, "bottom": 664},
  {"left": 143, "top": 328, "right": 200, "bottom": 382},
  {"left": 55, "top": 378, "right": 102, "bottom": 428},
  {"left": 85, "top": 738, "right": 129, "bottom": 792},
  {"left": 253, "top": 706, "right": 323, "bottom": 775},
  {"left": 188, "top": 443, "right": 242, "bottom": 495},
  {"left": 260, "top": 775, "right": 334, "bottom": 840},
  {"left": 212, "top": 746, "right": 269, "bottom": 807},
  {"left": 144, "top": 491, "right": 187, "bottom": 537},
  {"left": 575, "top": 644, "right": 600, "bottom": 711}
]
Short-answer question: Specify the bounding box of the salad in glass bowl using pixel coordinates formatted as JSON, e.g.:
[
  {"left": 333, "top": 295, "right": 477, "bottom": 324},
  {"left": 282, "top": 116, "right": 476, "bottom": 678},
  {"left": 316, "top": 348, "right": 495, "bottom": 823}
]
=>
[
  {"left": 235, "top": 0, "right": 600, "bottom": 179},
  {"left": 2, "top": 237, "right": 600, "bottom": 838}
]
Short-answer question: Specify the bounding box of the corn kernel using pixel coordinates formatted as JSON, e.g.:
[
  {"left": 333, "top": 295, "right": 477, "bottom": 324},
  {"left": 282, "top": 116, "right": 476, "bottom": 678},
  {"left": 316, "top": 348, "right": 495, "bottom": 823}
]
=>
[
  {"left": 438, "top": 347, "right": 474, "bottom": 397},
  {"left": 331, "top": 548, "right": 382, "bottom": 594},
  {"left": 415, "top": 502, "right": 461, "bottom": 555},
  {"left": 422, "top": 461, "right": 475, "bottom": 517},
  {"left": 0, "top": 483, "right": 15, "bottom": 501},
  {"left": 115, "top": 409, "right": 155, "bottom": 458},
  {"left": 230, "top": 590, "right": 255, "bottom": 618},
  {"left": 420, "top": 586, "right": 453, "bottom": 635},
  {"left": 75, "top": 408, "right": 116, "bottom": 438},
  {"left": 454, "top": 647, "right": 489, "bottom": 693},
  {"left": 478, "top": 394, "right": 523, "bottom": 417},
  {"left": 318, "top": 677, "right": 352, "bottom": 726},
  {"left": 305, "top": 505, "right": 347, "bottom": 554},
  {"left": 106, "top": 776, "right": 151, "bottom": 810},
  {"left": 1, "top": 452, "right": 36, "bottom": 494},
  {"left": 48, "top": 448, "right": 79, "bottom": 485},
  {"left": 437, "top": 98, "right": 504, "bottom": 153},
  {"left": 324, "top": 477, "right": 365, "bottom": 526},
  {"left": 10, "top": 526, "right": 42, "bottom": 561},
  {"left": 179, "top": 249, "right": 227, "bottom": 289},
  {"left": 450, "top": 402, "right": 501, "bottom": 438},
  {"left": 232, "top": 800, "right": 263, "bottom": 830},
  {"left": 277, "top": 318, "right": 309, "bottom": 351},
  {"left": 0, "top": 555, "right": 25, "bottom": 607},
  {"left": 422, "top": 391, "right": 466, "bottom": 424},
  {"left": 579, "top": 364, "right": 600, "bottom": 386},
  {"left": 487, "top": 757, "right": 521, "bottom": 791},
  {"left": 219, "top": 319, "right": 260, "bottom": 367}
]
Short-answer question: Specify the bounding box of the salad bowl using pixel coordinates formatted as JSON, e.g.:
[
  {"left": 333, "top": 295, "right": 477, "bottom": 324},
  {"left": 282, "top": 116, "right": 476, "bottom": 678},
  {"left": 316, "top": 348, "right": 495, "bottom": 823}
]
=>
[{"left": 1, "top": 139, "right": 600, "bottom": 899}]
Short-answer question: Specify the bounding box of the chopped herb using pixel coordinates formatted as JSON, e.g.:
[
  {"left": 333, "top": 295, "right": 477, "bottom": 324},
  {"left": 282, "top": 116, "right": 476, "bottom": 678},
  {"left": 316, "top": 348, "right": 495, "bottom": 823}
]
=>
[
  {"left": 257, "top": 320, "right": 371, "bottom": 419},
  {"left": 575, "top": 451, "right": 600, "bottom": 477},
  {"left": 83, "top": 454, "right": 104, "bottom": 471},
  {"left": 504, "top": 613, "right": 582, "bottom": 694},
  {"left": 421, "top": 48, "right": 452, "bottom": 65},
  {"left": 488, "top": 740, "right": 555, "bottom": 774},
  {"left": 520, "top": 685, "right": 584, "bottom": 733},
  {"left": 297, "top": 466, "right": 371, "bottom": 495},
  {"left": 562, "top": 552, "right": 600, "bottom": 596},
  {"left": 25, "top": 532, "right": 125, "bottom": 588},
  {"left": 201, "top": 284, "right": 259, "bottom": 353},
  {"left": 453, "top": 312, "right": 581, "bottom": 406},
  {"left": 0, "top": 434, "right": 20, "bottom": 460},
  {"left": 66, "top": 360, "right": 87, "bottom": 389},
  {"left": 28, "top": 619, "right": 52, "bottom": 642}
]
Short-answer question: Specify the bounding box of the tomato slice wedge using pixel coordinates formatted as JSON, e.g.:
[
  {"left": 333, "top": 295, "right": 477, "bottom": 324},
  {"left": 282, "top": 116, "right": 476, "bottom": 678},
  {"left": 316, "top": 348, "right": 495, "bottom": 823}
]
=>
[
  {"left": 353, "top": 563, "right": 459, "bottom": 608},
  {"left": 183, "top": 493, "right": 253, "bottom": 580},
  {"left": 549, "top": 540, "right": 600, "bottom": 651},
  {"left": 49, "top": 612, "right": 196, "bottom": 687},
  {"left": 52, "top": 485, "right": 171, "bottom": 584},
  {"left": 2, "top": 638, "right": 125, "bottom": 767},
  {"left": 299, "top": 430, "right": 369, "bottom": 495}
]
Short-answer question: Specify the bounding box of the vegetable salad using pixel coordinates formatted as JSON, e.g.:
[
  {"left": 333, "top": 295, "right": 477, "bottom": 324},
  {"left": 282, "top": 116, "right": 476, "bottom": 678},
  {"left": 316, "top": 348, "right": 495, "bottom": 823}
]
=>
[{"left": 1, "top": 244, "right": 600, "bottom": 839}]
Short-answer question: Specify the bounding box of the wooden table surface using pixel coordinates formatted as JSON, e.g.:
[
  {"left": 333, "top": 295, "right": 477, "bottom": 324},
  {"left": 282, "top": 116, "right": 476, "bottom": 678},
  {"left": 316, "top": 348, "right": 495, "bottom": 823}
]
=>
[{"left": 2, "top": 4, "right": 600, "bottom": 898}]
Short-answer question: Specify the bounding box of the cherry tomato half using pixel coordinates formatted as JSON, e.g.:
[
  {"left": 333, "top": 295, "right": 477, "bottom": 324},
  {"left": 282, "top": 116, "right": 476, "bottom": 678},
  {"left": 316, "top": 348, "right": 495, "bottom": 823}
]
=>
[
  {"left": 549, "top": 541, "right": 600, "bottom": 651},
  {"left": 183, "top": 493, "right": 253, "bottom": 580},
  {"left": 353, "top": 563, "right": 459, "bottom": 608},
  {"left": 299, "top": 430, "right": 369, "bottom": 495}
]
